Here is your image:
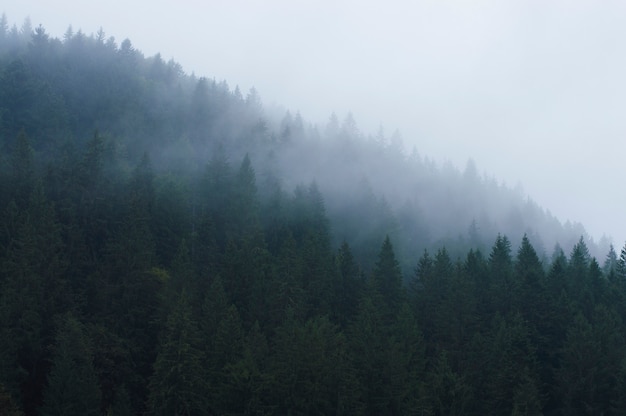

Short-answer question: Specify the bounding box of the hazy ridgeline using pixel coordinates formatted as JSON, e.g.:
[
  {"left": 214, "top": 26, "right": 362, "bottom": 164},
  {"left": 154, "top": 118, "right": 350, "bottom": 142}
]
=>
[
  {"left": 1, "top": 16, "right": 625, "bottom": 416},
  {"left": 0, "top": 16, "right": 602, "bottom": 269}
]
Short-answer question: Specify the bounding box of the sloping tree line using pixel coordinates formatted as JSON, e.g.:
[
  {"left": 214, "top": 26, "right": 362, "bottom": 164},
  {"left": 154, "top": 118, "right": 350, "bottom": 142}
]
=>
[
  {"left": 1, "top": 132, "right": 626, "bottom": 415},
  {"left": 0, "top": 15, "right": 601, "bottom": 275},
  {"left": 1, "top": 15, "right": 624, "bottom": 415}
]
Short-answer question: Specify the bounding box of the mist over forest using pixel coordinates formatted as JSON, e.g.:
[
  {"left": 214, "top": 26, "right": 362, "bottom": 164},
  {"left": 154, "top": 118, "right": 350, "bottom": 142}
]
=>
[
  {"left": 0, "top": 16, "right": 604, "bottom": 266},
  {"left": 2, "top": 15, "right": 626, "bottom": 416}
]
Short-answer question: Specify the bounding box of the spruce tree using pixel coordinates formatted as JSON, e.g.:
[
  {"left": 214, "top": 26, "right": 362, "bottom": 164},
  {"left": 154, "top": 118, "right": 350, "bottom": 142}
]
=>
[
  {"left": 40, "top": 314, "right": 101, "bottom": 416},
  {"left": 371, "top": 235, "right": 404, "bottom": 320},
  {"left": 147, "top": 291, "right": 208, "bottom": 416}
]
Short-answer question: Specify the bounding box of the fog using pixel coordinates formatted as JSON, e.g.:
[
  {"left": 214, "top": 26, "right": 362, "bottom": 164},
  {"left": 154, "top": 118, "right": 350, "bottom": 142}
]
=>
[{"left": 6, "top": 0, "right": 626, "bottom": 246}]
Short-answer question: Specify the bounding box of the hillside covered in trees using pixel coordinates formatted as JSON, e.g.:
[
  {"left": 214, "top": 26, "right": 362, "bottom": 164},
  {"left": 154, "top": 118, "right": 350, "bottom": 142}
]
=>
[{"left": 1, "top": 15, "right": 626, "bottom": 416}]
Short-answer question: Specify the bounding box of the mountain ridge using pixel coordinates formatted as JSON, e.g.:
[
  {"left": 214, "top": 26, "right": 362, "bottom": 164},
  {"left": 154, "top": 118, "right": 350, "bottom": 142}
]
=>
[{"left": 0, "top": 15, "right": 605, "bottom": 269}]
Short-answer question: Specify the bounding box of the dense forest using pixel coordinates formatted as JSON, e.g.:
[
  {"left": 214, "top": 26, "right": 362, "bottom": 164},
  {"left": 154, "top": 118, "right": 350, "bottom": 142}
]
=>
[{"left": 1, "top": 15, "right": 626, "bottom": 416}]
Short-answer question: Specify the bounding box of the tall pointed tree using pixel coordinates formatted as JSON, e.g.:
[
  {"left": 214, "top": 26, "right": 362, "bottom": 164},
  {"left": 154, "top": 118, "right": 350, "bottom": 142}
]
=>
[
  {"left": 147, "top": 291, "right": 208, "bottom": 416},
  {"left": 40, "top": 314, "right": 101, "bottom": 416},
  {"left": 333, "top": 241, "right": 363, "bottom": 327},
  {"left": 371, "top": 236, "right": 404, "bottom": 321},
  {"left": 489, "top": 234, "right": 514, "bottom": 314},
  {"left": 514, "top": 235, "right": 545, "bottom": 321},
  {"left": 11, "top": 130, "right": 35, "bottom": 210}
]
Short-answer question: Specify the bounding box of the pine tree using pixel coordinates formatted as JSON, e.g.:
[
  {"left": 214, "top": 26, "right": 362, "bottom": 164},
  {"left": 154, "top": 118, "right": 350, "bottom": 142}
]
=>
[
  {"left": 0, "top": 182, "right": 67, "bottom": 412},
  {"left": 557, "top": 312, "right": 598, "bottom": 414},
  {"left": 616, "top": 243, "right": 626, "bottom": 281},
  {"left": 514, "top": 235, "right": 546, "bottom": 325},
  {"left": 231, "top": 154, "right": 262, "bottom": 241},
  {"left": 270, "top": 315, "right": 354, "bottom": 415},
  {"left": 427, "top": 351, "right": 470, "bottom": 416},
  {"left": 484, "top": 313, "right": 542, "bottom": 414},
  {"left": 349, "top": 296, "right": 387, "bottom": 414},
  {"left": 603, "top": 244, "right": 619, "bottom": 279},
  {"left": 371, "top": 236, "right": 404, "bottom": 321},
  {"left": 489, "top": 234, "right": 514, "bottom": 314},
  {"left": 386, "top": 303, "right": 429, "bottom": 415},
  {"left": 333, "top": 241, "right": 363, "bottom": 327},
  {"left": 11, "top": 130, "right": 35, "bottom": 210},
  {"left": 147, "top": 291, "right": 208, "bottom": 416},
  {"left": 40, "top": 314, "right": 102, "bottom": 416}
]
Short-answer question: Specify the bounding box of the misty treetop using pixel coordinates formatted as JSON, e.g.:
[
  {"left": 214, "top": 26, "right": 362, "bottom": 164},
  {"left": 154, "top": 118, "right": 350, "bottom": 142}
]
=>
[
  {"left": 1, "top": 15, "right": 626, "bottom": 416},
  {"left": 0, "top": 14, "right": 600, "bottom": 267}
]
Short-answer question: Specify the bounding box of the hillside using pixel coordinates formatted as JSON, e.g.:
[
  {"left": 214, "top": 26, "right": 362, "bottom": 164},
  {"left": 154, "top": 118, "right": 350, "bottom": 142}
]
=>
[
  {"left": 0, "top": 18, "right": 602, "bottom": 270},
  {"left": 1, "top": 17, "right": 625, "bottom": 416}
]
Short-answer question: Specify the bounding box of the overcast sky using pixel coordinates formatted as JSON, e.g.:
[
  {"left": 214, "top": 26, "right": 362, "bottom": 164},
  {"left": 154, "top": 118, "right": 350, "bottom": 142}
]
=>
[{"left": 5, "top": 0, "right": 626, "bottom": 247}]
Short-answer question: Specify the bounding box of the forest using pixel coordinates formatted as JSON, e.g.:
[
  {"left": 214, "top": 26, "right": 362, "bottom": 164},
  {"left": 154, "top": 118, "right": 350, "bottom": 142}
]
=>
[{"left": 1, "top": 15, "right": 626, "bottom": 416}]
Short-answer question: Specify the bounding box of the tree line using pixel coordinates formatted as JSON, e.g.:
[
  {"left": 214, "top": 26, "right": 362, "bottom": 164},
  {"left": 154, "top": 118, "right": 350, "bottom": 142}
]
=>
[
  {"left": 1, "top": 15, "right": 624, "bottom": 415},
  {"left": 1, "top": 132, "right": 626, "bottom": 415}
]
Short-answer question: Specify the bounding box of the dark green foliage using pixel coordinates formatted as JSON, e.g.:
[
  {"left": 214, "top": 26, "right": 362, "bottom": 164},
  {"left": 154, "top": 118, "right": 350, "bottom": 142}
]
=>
[
  {"left": 40, "top": 314, "right": 101, "bottom": 416},
  {"left": 0, "top": 383, "right": 24, "bottom": 416},
  {"left": 1, "top": 18, "right": 625, "bottom": 416},
  {"left": 426, "top": 350, "right": 470, "bottom": 416},
  {"left": 333, "top": 241, "right": 363, "bottom": 327},
  {"left": 371, "top": 236, "right": 404, "bottom": 319},
  {"left": 489, "top": 234, "right": 514, "bottom": 314},
  {"left": 270, "top": 314, "right": 355, "bottom": 415},
  {"left": 483, "top": 313, "right": 541, "bottom": 414},
  {"left": 147, "top": 292, "right": 208, "bottom": 416},
  {"left": 11, "top": 130, "right": 36, "bottom": 209}
]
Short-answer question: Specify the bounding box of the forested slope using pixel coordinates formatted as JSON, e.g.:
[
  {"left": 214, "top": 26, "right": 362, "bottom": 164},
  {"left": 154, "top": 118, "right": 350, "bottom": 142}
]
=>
[{"left": 1, "top": 16, "right": 625, "bottom": 416}]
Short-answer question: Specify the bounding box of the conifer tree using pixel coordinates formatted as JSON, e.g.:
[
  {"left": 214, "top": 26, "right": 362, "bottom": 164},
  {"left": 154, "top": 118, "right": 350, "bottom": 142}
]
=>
[
  {"left": 603, "top": 244, "right": 619, "bottom": 278},
  {"left": 40, "top": 314, "right": 101, "bottom": 416},
  {"left": 147, "top": 291, "right": 208, "bottom": 416},
  {"left": 514, "top": 235, "right": 545, "bottom": 323},
  {"left": 489, "top": 234, "right": 514, "bottom": 314},
  {"left": 11, "top": 130, "right": 35, "bottom": 210},
  {"left": 271, "top": 314, "right": 354, "bottom": 415},
  {"left": 386, "top": 303, "right": 429, "bottom": 415},
  {"left": 333, "top": 241, "right": 363, "bottom": 327},
  {"left": 410, "top": 249, "right": 433, "bottom": 296},
  {"left": 349, "top": 297, "right": 387, "bottom": 414},
  {"left": 557, "top": 312, "right": 599, "bottom": 414},
  {"left": 0, "top": 383, "right": 24, "bottom": 416},
  {"left": 371, "top": 236, "right": 404, "bottom": 321},
  {"left": 484, "top": 313, "right": 541, "bottom": 414},
  {"left": 616, "top": 243, "right": 626, "bottom": 281},
  {"left": 427, "top": 351, "right": 469, "bottom": 416}
]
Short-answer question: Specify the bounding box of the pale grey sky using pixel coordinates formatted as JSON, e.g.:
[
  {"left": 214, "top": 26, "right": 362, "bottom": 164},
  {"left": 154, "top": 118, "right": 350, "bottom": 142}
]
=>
[{"left": 5, "top": 0, "right": 626, "bottom": 247}]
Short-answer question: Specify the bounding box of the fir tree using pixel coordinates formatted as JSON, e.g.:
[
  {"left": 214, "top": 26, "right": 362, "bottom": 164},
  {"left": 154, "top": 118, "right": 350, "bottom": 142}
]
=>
[{"left": 40, "top": 314, "right": 101, "bottom": 416}]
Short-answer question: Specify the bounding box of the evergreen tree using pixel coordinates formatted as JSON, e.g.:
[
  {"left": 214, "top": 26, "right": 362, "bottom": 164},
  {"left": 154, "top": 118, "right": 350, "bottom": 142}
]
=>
[
  {"left": 386, "top": 303, "right": 429, "bottom": 415},
  {"left": 231, "top": 154, "right": 262, "bottom": 241},
  {"left": 0, "top": 181, "right": 67, "bottom": 412},
  {"left": 371, "top": 236, "right": 404, "bottom": 321},
  {"left": 427, "top": 351, "right": 470, "bottom": 416},
  {"left": 514, "top": 235, "right": 546, "bottom": 331},
  {"left": 604, "top": 244, "right": 619, "bottom": 278},
  {"left": 484, "top": 313, "right": 542, "bottom": 414},
  {"left": 410, "top": 249, "right": 433, "bottom": 296},
  {"left": 333, "top": 241, "right": 363, "bottom": 327},
  {"left": 270, "top": 314, "right": 355, "bottom": 415},
  {"left": 267, "top": 231, "right": 306, "bottom": 325},
  {"left": 147, "top": 291, "right": 208, "bottom": 416},
  {"left": 616, "top": 243, "right": 626, "bottom": 281},
  {"left": 207, "top": 304, "right": 245, "bottom": 412},
  {"left": 557, "top": 312, "right": 598, "bottom": 415},
  {"left": 40, "top": 314, "right": 101, "bottom": 416},
  {"left": 11, "top": 130, "right": 36, "bottom": 210},
  {"left": 203, "top": 146, "right": 233, "bottom": 247},
  {"left": 489, "top": 234, "right": 514, "bottom": 314},
  {"left": 349, "top": 296, "right": 387, "bottom": 415}
]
